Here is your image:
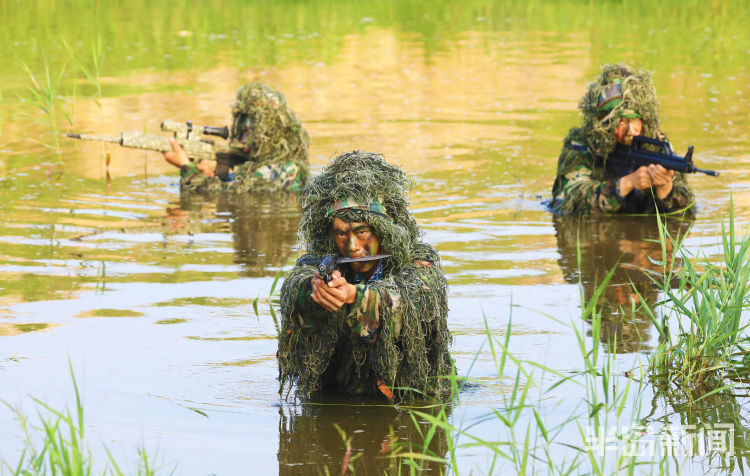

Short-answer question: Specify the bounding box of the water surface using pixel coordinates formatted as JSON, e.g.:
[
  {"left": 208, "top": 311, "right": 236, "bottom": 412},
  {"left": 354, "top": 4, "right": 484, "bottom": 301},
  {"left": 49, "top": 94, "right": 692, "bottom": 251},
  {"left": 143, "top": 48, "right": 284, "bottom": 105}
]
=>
[{"left": 1, "top": 1, "right": 750, "bottom": 474}]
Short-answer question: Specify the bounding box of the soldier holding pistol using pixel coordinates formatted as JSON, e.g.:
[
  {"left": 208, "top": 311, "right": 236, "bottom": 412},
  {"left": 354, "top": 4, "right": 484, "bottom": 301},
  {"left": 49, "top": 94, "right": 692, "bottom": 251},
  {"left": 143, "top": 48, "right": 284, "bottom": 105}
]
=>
[{"left": 277, "top": 151, "right": 453, "bottom": 401}]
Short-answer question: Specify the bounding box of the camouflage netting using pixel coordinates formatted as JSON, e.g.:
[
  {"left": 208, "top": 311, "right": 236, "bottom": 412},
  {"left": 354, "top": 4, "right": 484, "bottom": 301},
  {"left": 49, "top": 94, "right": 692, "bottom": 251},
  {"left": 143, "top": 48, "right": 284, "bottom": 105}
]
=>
[
  {"left": 182, "top": 82, "right": 310, "bottom": 195},
  {"left": 277, "top": 151, "right": 454, "bottom": 400}
]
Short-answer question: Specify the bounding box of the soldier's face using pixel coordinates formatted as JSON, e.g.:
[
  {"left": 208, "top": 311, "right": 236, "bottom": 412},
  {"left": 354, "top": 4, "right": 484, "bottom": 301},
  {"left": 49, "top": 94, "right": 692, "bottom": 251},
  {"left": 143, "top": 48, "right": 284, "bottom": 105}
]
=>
[
  {"left": 615, "top": 118, "right": 642, "bottom": 146},
  {"left": 332, "top": 217, "right": 382, "bottom": 274}
]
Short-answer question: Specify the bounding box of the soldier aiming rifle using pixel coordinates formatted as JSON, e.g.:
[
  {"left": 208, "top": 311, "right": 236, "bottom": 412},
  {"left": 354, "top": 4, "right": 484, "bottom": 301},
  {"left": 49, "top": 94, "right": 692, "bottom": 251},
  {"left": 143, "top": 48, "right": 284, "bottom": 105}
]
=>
[{"left": 68, "top": 82, "right": 310, "bottom": 195}]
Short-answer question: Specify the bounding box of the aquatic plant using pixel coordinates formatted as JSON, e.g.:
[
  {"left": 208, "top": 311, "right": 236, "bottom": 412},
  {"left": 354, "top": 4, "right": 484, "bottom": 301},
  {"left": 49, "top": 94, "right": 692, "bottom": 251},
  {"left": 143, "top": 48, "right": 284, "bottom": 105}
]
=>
[
  {"left": 18, "top": 58, "right": 72, "bottom": 154},
  {"left": 63, "top": 34, "right": 110, "bottom": 178},
  {"left": 646, "top": 202, "right": 750, "bottom": 391},
  {"left": 63, "top": 35, "right": 104, "bottom": 109},
  {"left": 1, "top": 363, "right": 169, "bottom": 476},
  {"left": 391, "top": 304, "right": 657, "bottom": 474}
]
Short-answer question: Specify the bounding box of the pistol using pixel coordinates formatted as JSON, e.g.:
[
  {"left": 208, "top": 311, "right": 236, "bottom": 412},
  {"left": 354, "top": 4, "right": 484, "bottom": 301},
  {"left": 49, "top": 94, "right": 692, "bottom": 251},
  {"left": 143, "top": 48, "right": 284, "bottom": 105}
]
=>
[{"left": 317, "top": 254, "right": 390, "bottom": 283}]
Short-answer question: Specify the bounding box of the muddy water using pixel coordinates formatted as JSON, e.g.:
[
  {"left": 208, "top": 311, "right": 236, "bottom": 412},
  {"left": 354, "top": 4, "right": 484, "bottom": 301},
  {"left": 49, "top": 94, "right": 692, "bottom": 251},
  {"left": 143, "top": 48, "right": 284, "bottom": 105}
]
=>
[{"left": 2, "top": 2, "right": 750, "bottom": 474}]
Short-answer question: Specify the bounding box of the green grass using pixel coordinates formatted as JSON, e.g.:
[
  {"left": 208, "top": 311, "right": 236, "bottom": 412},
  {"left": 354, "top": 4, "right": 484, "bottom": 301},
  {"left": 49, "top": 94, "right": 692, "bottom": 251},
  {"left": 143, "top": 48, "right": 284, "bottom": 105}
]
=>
[
  {"left": 646, "top": 202, "right": 750, "bottom": 393},
  {"left": 18, "top": 58, "right": 72, "bottom": 154},
  {"left": 1, "top": 362, "right": 171, "bottom": 476}
]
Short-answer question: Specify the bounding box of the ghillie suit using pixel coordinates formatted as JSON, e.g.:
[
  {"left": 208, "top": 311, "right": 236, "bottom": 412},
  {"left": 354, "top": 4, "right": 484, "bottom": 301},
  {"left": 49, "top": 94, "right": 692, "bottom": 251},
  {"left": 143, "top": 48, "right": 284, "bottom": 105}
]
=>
[
  {"left": 180, "top": 82, "right": 310, "bottom": 195},
  {"left": 277, "top": 151, "right": 453, "bottom": 400},
  {"left": 551, "top": 64, "right": 694, "bottom": 215}
]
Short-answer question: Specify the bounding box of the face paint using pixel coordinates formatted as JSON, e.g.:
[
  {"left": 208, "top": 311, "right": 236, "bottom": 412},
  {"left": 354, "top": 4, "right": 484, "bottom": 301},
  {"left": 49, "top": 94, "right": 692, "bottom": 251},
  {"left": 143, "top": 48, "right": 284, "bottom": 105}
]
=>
[
  {"left": 332, "top": 217, "right": 382, "bottom": 275},
  {"left": 614, "top": 117, "right": 642, "bottom": 146},
  {"left": 230, "top": 114, "right": 254, "bottom": 152}
]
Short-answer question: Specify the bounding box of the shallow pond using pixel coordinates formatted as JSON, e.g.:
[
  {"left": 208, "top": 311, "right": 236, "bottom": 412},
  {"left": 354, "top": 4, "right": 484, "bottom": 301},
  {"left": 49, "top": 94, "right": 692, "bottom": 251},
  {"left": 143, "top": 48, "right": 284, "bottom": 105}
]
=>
[{"left": 2, "top": 1, "right": 750, "bottom": 474}]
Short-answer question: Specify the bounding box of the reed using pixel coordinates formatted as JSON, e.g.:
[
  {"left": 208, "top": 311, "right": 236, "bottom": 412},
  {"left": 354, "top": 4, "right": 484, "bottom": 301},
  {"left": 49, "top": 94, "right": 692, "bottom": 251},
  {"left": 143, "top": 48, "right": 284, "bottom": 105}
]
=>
[
  {"left": 391, "top": 239, "right": 678, "bottom": 473},
  {"left": 63, "top": 34, "right": 110, "bottom": 178},
  {"left": 1, "top": 362, "right": 168, "bottom": 476},
  {"left": 18, "top": 58, "right": 72, "bottom": 154},
  {"left": 646, "top": 202, "right": 750, "bottom": 392}
]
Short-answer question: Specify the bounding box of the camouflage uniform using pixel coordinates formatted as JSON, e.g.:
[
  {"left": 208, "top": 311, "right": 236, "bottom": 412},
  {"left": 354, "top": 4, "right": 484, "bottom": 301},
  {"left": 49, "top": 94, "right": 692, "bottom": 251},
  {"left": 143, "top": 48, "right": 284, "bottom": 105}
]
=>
[
  {"left": 180, "top": 82, "right": 310, "bottom": 195},
  {"left": 277, "top": 152, "right": 453, "bottom": 400},
  {"left": 551, "top": 128, "right": 693, "bottom": 214},
  {"left": 551, "top": 65, "right": 694, "bottom": 215}
]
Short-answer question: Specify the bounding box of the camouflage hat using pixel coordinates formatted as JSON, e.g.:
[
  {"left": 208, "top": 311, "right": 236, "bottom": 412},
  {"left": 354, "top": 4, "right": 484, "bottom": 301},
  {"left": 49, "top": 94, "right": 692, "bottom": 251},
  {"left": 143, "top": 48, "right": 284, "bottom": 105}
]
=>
[
  {"left": 327, "top": 197, "right": 390, "bottom": 219},
  {"left": 579, "top": 64, "right": 660, "bottom": 157},
  {"left": 595, "top": 79, "right": 641, "bottom": 120}
]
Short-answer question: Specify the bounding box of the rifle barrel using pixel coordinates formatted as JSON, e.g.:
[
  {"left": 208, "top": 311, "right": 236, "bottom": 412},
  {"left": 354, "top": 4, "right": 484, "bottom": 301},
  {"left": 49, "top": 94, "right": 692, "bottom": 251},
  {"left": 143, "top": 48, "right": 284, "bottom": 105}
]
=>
[
  {"left": 695, "top": 167, "right": 719, "bottom": 177},
  {"left": 66, "top": 133, "right": 122, "bottom": 144}
]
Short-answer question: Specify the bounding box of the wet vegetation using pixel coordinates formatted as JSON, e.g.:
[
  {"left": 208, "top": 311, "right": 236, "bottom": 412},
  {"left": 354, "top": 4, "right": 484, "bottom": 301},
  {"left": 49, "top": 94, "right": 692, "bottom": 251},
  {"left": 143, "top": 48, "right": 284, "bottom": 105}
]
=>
[
  {"left": 2, "top": 365, "right": 166, "bottom": 476},
  {"left": 649, "top": 205, "right": 750, "bottom": 391}
]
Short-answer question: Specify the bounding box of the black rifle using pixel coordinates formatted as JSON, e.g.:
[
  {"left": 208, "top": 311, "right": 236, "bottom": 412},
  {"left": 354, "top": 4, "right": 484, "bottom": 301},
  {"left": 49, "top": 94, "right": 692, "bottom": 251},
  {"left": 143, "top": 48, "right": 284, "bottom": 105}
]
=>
[
  {"left": 609, "top": 136, "right": 719, "bottom": 177},
  {"left": 317, "top": 254, "right": 390, "bottom": 283}
]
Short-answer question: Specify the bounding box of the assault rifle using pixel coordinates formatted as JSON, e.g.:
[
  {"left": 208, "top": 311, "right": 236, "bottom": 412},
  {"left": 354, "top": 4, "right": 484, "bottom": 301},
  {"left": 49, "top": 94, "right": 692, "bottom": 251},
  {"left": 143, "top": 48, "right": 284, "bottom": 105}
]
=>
[
  {"left": 317, "top": 254, "right": 390, "bottom": 283},
  {"left": 66, "top": 120, "right": 231, "bottom": 162},
  {"left": 610, "top": 136, "right": 719, "bottom": 177}
]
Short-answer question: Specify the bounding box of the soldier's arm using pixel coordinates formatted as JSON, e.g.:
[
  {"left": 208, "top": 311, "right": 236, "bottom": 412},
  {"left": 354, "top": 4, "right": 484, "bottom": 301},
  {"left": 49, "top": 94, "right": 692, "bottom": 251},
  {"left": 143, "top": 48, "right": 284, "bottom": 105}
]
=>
[
  {"left": 346, "top": 283, "right": 399, "bottom": 344},
  {"left": 557, "top": 164, "right": 625, "bottom": 214},
  {"left": 290, "top": 272, "right": 333, "bottom": 334}
]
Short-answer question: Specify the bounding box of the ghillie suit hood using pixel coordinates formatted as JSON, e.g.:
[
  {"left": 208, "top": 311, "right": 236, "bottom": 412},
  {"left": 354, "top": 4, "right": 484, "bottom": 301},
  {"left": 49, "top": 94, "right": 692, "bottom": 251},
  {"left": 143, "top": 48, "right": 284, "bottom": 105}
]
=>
[
  {"left": 554, "top": 64, "right": 661, "bottom": 190},
  {"left": 182, "top": 82, "right": 310, "bottom": 195},
  {"left": 278, "top": 151, "right": 453, "bottom": 400},
  {"left": 578, "top": 64, "right": 660, "bottom": 160},
  {"left": 229, "top": 82, "right": 310, "bottom": 165}
]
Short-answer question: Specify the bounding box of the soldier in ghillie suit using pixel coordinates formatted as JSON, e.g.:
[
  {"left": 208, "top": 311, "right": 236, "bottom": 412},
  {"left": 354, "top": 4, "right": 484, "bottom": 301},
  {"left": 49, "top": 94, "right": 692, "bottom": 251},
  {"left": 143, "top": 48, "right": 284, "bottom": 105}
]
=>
[
  {"left": 163, "top": 82, "right": 310, "bottom": 195},
  {"left": 551, "top": 64, "right": 694, "bottom": 214},
  {"left": 277, "top": 151, "right": 453, "bottom": 401}
]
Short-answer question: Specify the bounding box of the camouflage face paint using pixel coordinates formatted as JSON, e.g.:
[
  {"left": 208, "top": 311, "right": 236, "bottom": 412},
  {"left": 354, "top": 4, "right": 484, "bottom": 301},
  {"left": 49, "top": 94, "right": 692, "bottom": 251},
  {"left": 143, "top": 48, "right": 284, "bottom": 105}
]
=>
[
  {"left": 614, "top": 117, "right": 642, "bottom": 145},
  {"left": 332, "top": 218, "right": 382, "bottom": 275}
]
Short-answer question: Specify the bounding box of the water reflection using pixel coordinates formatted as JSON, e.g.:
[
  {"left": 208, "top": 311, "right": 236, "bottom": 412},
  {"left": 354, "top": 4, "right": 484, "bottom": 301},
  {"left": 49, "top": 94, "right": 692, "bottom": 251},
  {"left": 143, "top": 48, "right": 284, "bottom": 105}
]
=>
[
  {"left": 553, "top": 215, "right": 693, "bottom": 353},
  {"left": 642, "top": 385, "right": 750, "bottom": 471},
  {"left": 278, "top": 396, "right": 449, "bottom": 475},
  {"left": 169, "top": 193, "right": 300, "bottom": 277}
]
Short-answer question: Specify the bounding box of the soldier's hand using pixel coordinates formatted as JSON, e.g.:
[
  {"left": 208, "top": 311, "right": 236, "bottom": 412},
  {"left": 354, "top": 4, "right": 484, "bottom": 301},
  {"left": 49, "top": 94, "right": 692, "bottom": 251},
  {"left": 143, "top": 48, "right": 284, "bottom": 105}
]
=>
[
  {"left": 311, "top": 270, "right": 357, "bottom": 312},
  {"left": 618, "top": 165, "right": 673, "bottom": 199},
  {"left": 647, "top": 164, "right": 674, "bottom": 199},
  {"left": 162, "top": 138, "right": 189, "bottom": 168}
]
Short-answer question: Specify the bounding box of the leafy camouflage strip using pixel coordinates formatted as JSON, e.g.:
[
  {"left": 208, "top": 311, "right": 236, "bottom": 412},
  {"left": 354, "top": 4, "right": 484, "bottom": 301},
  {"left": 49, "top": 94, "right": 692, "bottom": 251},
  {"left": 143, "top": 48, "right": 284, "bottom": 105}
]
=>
[
  {"left": 551, "top": 129, "right": 694, "bottom": 215},
  {"left": 278, "top": 151, "right": 453, "bottom": 400}
]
